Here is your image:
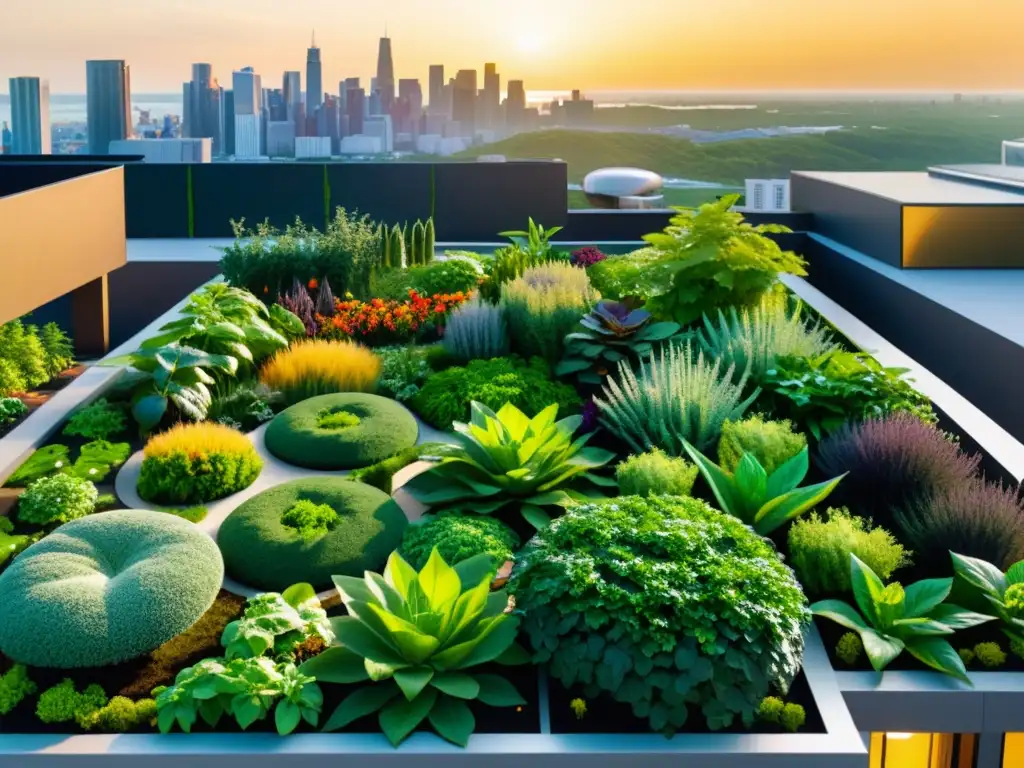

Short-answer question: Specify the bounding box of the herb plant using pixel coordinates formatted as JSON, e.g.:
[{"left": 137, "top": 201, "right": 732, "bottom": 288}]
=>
[
  {"left": 400, "top": 512, "right": 520, "bottom": 571},
  {"left": 811, "top": 554, "right": 995, "bottom": 682},
  {"left": 718, "top": 415, "right": 807, "bottom": 476},
  {"left": 404, "top": 401, "right": 616, "bottom": 529},
  {"left": 0, "top": 396, "right": 27, "bottom": 425},
  {"left": 63, "top": 398, "right": 127, "bottom": 439},
  {"left": 222, "top": 584, "right": 335, "bottom": 662},
  {"left": 443, "top": 300, "right": 509, "bottom": 363},
  {"left": 300, "top": 550, "right": 528, "bottom": 747},
  {"left": 499, "top": 217, "right": 563, "bottom": 263},
  {"left": 615, "top": 449, "right": 698, "bottom": 497},
  {"left": 17, "top": 473, "right": 98, "bottom": 526},
  {"left": 0, "top": 664, "right": 36, "bottom": 715},
  {"left": 950, "top": 552, "right": 1024, "bottom": 643}
]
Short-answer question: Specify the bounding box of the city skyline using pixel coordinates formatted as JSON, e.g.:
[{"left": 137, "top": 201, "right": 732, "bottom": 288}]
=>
[{"left": 2, "top": 0, "right": 1024, "bottom": 93}]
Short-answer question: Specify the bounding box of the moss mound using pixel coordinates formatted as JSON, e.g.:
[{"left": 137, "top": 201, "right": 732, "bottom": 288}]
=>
[
  {"left": 217, "top": 477, "right": 408, "bottom": 591},
  {"left": 0, "top": 510, "right": 224, "bottom": 668},
  {"left": 264, "top": 393, "right": 418, "bottom": 470}
]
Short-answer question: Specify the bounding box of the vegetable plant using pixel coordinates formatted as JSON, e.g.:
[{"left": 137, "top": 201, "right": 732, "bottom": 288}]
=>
[
  {"left": 300, "top": 549, "right": 529, "bottom": 747},
  {"left": 403, "top": 401, "right": 616, "bottom": 529},
  {"left": 498, "top": 217, "right": 563, "bottom": 263},
  {"left": 682, "top": 442, "right": 845, "bottom": 535},
  {"left": 811, "top": 554, "right": 995, "bottom": 682},
  {"left": 222, "top": 584, "right": 335, "bottom": 662},
  {"left": 556, "top": 301, "right": 683, "bottom": 385},
  {"left": 950, "top": 552, "right": 1024, "bottom": 643}
]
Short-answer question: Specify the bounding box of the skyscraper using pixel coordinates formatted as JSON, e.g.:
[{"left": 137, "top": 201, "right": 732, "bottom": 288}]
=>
[
  {"left": 184, "top": 63, "right": 223, "bottom": 154},
  {"left": 376, "top": 34, "right": 395, "bottom": 114},
  {"left": 346, "top": 88, "right": 366, "bottom": 136},
  {"left": 283, "top": 71, "right": 302, "bottom": 121},
  {"left": 222, "top": 90, "right": 236, "bottom": 156},
  {"left": 452, "top": 70, "right": 477, "bottom": 137},
  {"left": 1, "top": 122, "right": 12, "bottom": 154},
  {"left": 233, "top": 67, "right": 263, "bottom": 158},
  {"left": 506, "top": 79, "right": 526, "bottom": 131},
  {"left": 8, "top": 77, "right": 51, "bottom": 154},
  {"left": 306, "top": 34, "right": 322, "bottom": 117},
  {"left": 428, "top": 65, "right": 445, "bottom": 114},
  {"left": 483, "top": 63, "right": 500, "bottom": 129},
  {"left": 397, "top": 79, "right": 423, "bottom": 136},
  {"left": 86, "top": 60, "right": 131, "bottom": 155}
]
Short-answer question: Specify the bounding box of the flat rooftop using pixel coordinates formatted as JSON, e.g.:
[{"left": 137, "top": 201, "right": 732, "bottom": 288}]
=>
[
  {"left": 928, "top": 163, "right": 1024, "bottom": 192},
  {"left": 792, "top": 170, "right": 1024, "bottom": 205}
]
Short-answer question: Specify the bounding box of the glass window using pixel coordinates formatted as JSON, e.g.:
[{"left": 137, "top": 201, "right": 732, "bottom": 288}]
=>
[
  {"left": 1005, "top": 733, "right": 1024, "bottom": 767},
  {"left": 1004, "top": 144, "right": 1024, "bottom": 167},
  {"left": 870, "top": 733, "right": 976, "bottom": 768}
]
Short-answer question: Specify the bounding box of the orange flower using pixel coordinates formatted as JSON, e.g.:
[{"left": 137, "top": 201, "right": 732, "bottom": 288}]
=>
[
  {"left": 263, "top": 285, "right": 269, "bottom": 294},
  {"left": 308, "top": 278, "right": 319, "bottom": 290}
]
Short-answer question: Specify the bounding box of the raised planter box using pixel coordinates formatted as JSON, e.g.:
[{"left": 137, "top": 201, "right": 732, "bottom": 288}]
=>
[{"left": 0, "top": 627, "right": 866, "bottom": 768}]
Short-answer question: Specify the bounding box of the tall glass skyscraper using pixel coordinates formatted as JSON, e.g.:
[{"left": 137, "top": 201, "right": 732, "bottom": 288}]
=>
[
  {"left": 428, "top": 65, "right": 445, "bottom": 115},
  {"left": 86, "top": 60, "right": 131, "bottom": 155},
  {"left": 184, "top": 63, "right": 223, "bottom": 154},
  {"left": 8, "top": 76, "right": 51, "bottom": 154},
  {"left": 283, "top": 71, "right": 302, "bottom": 122},
  {"left": 376, "top": 35, "right": 395, "bottom": 114},
  {"left": 306, "top": 35, "right": 322, "bottom": 117},
  {"left": 233, "top": 67, "right": 263, "bottom": 158}
]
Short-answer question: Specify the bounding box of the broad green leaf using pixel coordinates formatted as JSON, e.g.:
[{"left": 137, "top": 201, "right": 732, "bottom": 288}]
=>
[
  {"left": 951, "top": 552, "right": 1007, "bottom": 598},
  {"left": 733, "top": 453, "right": 768, "bottom": 510},
  {"left": 394, "top": 666, "right": 435, "bottom": 702},
  {"left": 332, "top": 575, "right": 377, "bottom": 608},
  {"left": 521, "top": 504, "right": 553, "bottom": 530},
  {"left": 419, "top": 548, "right": 462, "bottom": 611},
  {"left": 274, "top": 699, "right": 302, "bottom": 735},
  {"left": 905, "top": 637, "right": 972, "bottom": 683},
  {"left": 681, "top": 441, "right": 745, "bottom": 519},
  {"left": 453, "top": 554, "right": 498, "bottom": 591},
  {"left": 299, "top": 646, "right": 370, "bottom": 684},
  {"left": 379, "top": 687, "right": 438, "bottom": 746},
  {"left": 754, "top": 474, "right": 845, "bottom": 535},
  {"left": 132, "top": 394, "right": 169, "bottom": 433},
  {"left": 451, "top": 616, "right": 521, "bottom": 670},
  {"left": 365, "top": 572, "right": 408, "bottom": 617},
  {"left": 902, "top": 578, "right": 953, "bottom": 618},
  {"left": 1006, "top": 561, "right": 1024, "bottom": 586},
  {"left": 430, "top": 672, "right": 481, "bottom": 699},
  {"left": 322, "top": 684, "right": 400, "bottom": 732},
  {"left": 927, "top": 604, "right": 998, "bottom": 631},
  {"left": 364, "top": 603, "right": 441, "bottom": 665},
  {"left": 474, "top": 674, "right": 526, "bottom": 707},
  {"left": 764, "top": 446, "right": 810, "bottom": 498},
  {"left": 495, "top": 642, "right": 531, "bottom": 666},
  {"left": 384, "top": 551, "right": 419, "bottom": 598},
  {"left": 850, "top": 554, "right": 886, "bottom": 627},
  {"left": 282, "top": 583, "right": 317, "bottom": 610},
  {"left": 428, "top": 696, "right": 476, "bottom": 747},
  {"left": 861, "top": 628, "right": 905, "bottom": 672},
  {"left": 810, "top": 599, "right": 868, "bottom": 631},
  {"left": 331, "top": 616, "right": 408, "bottom": 667},
  {"left": 891, "top": 617, "right": 953, "bottom": 637}
]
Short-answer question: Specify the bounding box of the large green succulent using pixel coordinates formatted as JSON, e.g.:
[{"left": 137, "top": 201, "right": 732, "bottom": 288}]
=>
[
  {"left": 300, "top": 550, "right": 529, "bottom": 747},
  {"left": 403, "top": 401, "right": 617, "bottom": 529}
]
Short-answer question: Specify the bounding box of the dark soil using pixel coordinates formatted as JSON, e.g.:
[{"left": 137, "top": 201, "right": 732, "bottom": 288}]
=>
[
  {"left": 0, "top": 365, "right": 89, "bottom": 440},
  {"left": 547, "top": 668, "right": 825, "bottom": 735}
]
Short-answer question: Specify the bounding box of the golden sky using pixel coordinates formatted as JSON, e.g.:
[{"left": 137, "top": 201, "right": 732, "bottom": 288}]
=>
[{"left": 2, "top": 0, "right": 1023, "bottom": 93}]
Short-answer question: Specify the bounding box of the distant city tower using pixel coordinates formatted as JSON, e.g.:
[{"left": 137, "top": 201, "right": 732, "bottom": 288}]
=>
[
  {"left": 376, "top": 31, "right": 396, "bottom": 114},
  {"left": 306, "top": 32, "right": 323, "bottom": 116}
]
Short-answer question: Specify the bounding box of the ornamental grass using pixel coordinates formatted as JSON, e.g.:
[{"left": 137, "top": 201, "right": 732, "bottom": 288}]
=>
[
  {"left": 259, "top": 340, "right": 381, "bottom": 405},
  {"left": 143, "top": 422, "right": 256, "bottom": 460}
]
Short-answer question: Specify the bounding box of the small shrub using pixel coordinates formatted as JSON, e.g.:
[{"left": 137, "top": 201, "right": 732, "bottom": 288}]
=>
[
  {"left": 570, "top": 698, "right": 588, "bottom": 720},
  {"left": 1011, "top": 638, "right": 1024, "bottom": 661},
  {"left": 40, "top": 322, "right": 74, "bottom": 379},
  {"left": 0, "top": 358, "right": 27, "bottom": 396},
  {"left": 0, "top": 664, "right": 36, "bottom": 715},
  {"left": 510, "top": 496, "right": 810, "bottom": 733},
  {"left": 370, "top": 268, "right": 415, "bottom": 300},
  {"left": 81, "top": 696, "right": 157, "bottom": 732},
  {"left": 836, "top": 632, "right": 863, "bottom": 666},
  {"left": 780, "top": 703, "right": 806, "bottom": 733},
  {"left": 281, "top": 499, "right": 340, "bottom": 539},
  {"left": 374, "top": 344, "right": 434, "bottom": 402},
  {"left": 718, "top": 415, "right": 807, "bottom": 476},
  {"left": 615, "top": 449, "right": 698, "bottom": 497},
  {"left": 207, "top": 382, "right": 280, "bottom": 433},
  {"left": 63, "top": 398, "right": 127, "bottom": 439},
  {"left": 816, "top": 414, "right": 980, "bottom": 531},
  {"left": 408, "top": 258, "right": 481, "bottom": 296},
  {"left": 596, "top": 343, "right": 758, "bottom": 455},
  {"left": 443, "top": 299, "right": 509, "bottom": 362},
  {"left": 36, "top": 679, "right": 108, "bottom": 726},
  {"left": 18, "top": 473, "right": 98, "bottom": 525},
  {"left": 0, "top": 320, "right": 48, "bottom": 391},
  {"left": 316, "top": 408, "right": 360, "bottom": 429},
  {"left": 788, "top": 508, "right": 910, "bottom": 598},
  {"left": 5, "top": 443, "right": 71, "bottom": 486},
  {"left": 570, "top": 246, "right": 607, "bottom": 268},
  {"left": 0, "top": 396, "right": 27, "bottom": 425},
  {"left": 260, "top": 340, "right": 381, "bottom": 405},
  {"left": 974, "top": 642, "right": 1007, "bottom": 669},
  {"left": 895, "top": 478, "right": 1024, "bottom": 573},
  {"left": 400, "top": 512, "right": 520, "bottom": 570},
  {"left": 411, "top": 356, "right": 581, "bottom": 430},
  {"left": 758, "top": 696, "right": 784, "bottom": 723},
  {"left": 501, "top": 263, "right": 599, "bottom": 364},
  {"left": 137, "top": 422, "right": 262, "bottom": 505},
  {"left": 959, "top": 648, "right": 976, "bottom": 667}
]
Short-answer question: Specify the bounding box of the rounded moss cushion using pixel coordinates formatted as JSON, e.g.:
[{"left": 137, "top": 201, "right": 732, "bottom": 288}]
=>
[
  {"left": 217, "top": 477, "right": 408, "bottom": 591},
  {"left": 264, "top": 393, "right": 419, "bottom": 471},
  {"left": 0, "top": 510, "right": 223, "bottom": 668}
]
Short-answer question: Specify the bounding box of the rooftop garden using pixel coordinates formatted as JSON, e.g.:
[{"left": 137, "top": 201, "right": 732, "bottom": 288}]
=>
[{"left": 0, "top": 197, "right": 1017, "bottom": 754}]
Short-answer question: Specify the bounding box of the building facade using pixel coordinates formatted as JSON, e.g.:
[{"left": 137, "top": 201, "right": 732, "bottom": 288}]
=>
[
  {"left": 428, "top": 65, "right": 445, "bottom": 114},
  {"left": 453, "top": 69, "right": 477, "bottom": 137},
  {"left": 184, "top": 63, "right": 223, "bottom": 154},
  {"left": 86, "top": 60, "right": 132, "bottom": 155},
  {"left": 376, "top": 36, "right": 396, "bottom": 114},
  {"left": 232, "top": 67, "right": 263, "bottom": 158},
  {"left": 744, "top": 178, "right": 791, "bottom": 211},
  {"left": 8, "top": 77, "right": 51, "bottom": 155},
  {"left": 108, "top": 137, "right": 211, "bottom": 163},
  {"left": 306, "top": 40, "right": 322, "bottom": 117}
]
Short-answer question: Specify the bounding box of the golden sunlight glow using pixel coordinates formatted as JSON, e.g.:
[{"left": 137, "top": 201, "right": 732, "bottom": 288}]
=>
[{"left": 515, "top": 34, "right": 545, "bottom": 55}]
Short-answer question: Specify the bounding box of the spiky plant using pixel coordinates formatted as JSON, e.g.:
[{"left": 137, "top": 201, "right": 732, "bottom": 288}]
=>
[
  {"left": 314, "top": 277, "right": 336, "bottom": 318},
  {"left": 696, "top": 292, "right": 839, "bottom": 384},
  {"left": 443, "top": 299, "right": 509, "bottom": 362},
  {"left": 423, "top": 218, "right": 436, "bottom": 264},
  {"left": 411, "top": 221, "right": 425, "bottom": 266},
  {"left": 595, "top": 343, "right": 759, "bottom": 455},
  {"left": 389, "top": 225, "right": 405, "bottom": 268}
]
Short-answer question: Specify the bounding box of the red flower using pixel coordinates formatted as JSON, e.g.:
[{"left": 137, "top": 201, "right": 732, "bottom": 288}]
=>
[{"left": 308, "top": 278, "right": 319, "bottom": 290}]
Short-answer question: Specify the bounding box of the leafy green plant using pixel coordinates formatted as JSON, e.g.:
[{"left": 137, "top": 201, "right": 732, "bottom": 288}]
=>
[
  {"left": 400, "top": 512, "right": 520, "bottom": 571},
  {"left": 411, "top": 356, "right": 581, "bottom": 430},
  {"left": 501, "top": 263, "right": 599, "bottom": 365},
  {"left": 788, "top": 508, "right": 910, "bottom": 598},
  {"left": 154, "top": 656, "right": 323, "bottom": 736},
  {"left": 718, "top": 415, "right": 807, "bottom": 476},
  {"left": 479, "top": 246, "right": 534, "bottom": 303},
  {"left": 409, "top": 259, "right": 481, "bottom": 296},
  {"left": 586, "top": 196, "right": 807, "bottom": 325},
  {"left": 0, "top": 663, "right": 36, "bottom": 715},
  {"left": 39, "top": 322, "right": 74, "bottom": 379},
  {"left": 973, "top": 642, "right": 1006, "bottom": 668},
  {"left": 208, "top": 381, "right": 280, "bottom": 432},
  {"left": 499, "top": 217, "right": 563, "bottom": 263},
  {"left": 404, "top": 401, "right": 616, "bottom": 529},
  {"left": 0, "top": 396, "right": 27, "bottom": 425},
  {"left": 596, "top": 343, "right": 759, "bottom": 455},
  {"left": 376, "top": 345, "right": 434, "bottom": 403},
  {"left": 80, "top": 696, "right": 157, "bottom": 732},
  {"left": 764, "top": 351, "right": 935, "bottom": 440},
  {"left": 36, "top": 679, "right": 108, "bottom": 726},
  {"left": 836, "top": 633, "right": 863, "bottom": 666},
  {"left": 63, "top": 398, "right": 127, "bottom": 440},
  {"left": 4, "top": 443, "right": 70, "bottom": 486},
  {"left": 316, "top": 409, "right": 361, "bottom": 430},
  {"left": 18, "top": 473, "right": 98, "bottom": 526},
  {"left": 222, "top": 584, "right": 334, "bottom": 662},
  {"left": 300, "top": 549, "right": 528, "bottom": 747},
  {"left": 0, "top": 517, "right": 32, "bottom": 567},
  {"left": 443, "top": 300, "right": 509, "bottom": 363},
  {"left": 811, "top": 554, "right": 996, "bottom": 682},
  {"left": 779, "top": 703, "right": 806, "bottom": 732},
  {"left": 66, "top": 439, "right": 131, "bottom": 482},
  {"left": 510, "top": 496, "right": 810, "bottom": 733},
  {"left": 757, "top": 696, "right": 784, "bottom": 724},
  {"left": 683, "top": 443, "right": 845, "bottom": 535},
  {"left": 615, "top": 448, "right": 698, "bottom": 497},
  {"left": 104, "top": 345, "right": 238, "bottom": 433},
  {"left": 557, "top": 301, "right": 684, "bottom": 385},
  {"left": 0, "top": 319, "right": 48, "bottom": 392},
  {"left": 281, "top": 499, "right": 340, "bottom": 539},
  {"left": 697, "top": 292, "right": 838, "bottom": 384},
  {"left": 949, "top": 552, "right": 1024, "bottom": 643}
]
